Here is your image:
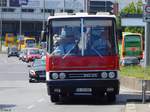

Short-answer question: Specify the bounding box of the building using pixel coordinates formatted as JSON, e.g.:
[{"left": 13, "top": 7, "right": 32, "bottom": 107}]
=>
[
  {"left": 0, "top": 0, "right": 83, "bottom": 38},
  {"left": 86, "top": 0, "right": 119, "bottom": 15},
  {"left": 0, "top": 0, "right": 143, "bottom": 38}
]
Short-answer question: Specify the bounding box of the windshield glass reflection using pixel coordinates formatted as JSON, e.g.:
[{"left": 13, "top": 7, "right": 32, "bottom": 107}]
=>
[{"left": 50, "top": 18, "right": 115, "bottom": 56}]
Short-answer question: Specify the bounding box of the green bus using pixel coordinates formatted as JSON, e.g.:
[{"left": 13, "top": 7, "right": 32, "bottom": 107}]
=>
[{"left": 121, "top": 32, "right": 143, "bottom": 59}]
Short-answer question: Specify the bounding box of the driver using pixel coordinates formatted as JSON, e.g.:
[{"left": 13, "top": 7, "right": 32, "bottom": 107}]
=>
[{"left": 53, "top": 27, "right": 79, "bottom": 55}]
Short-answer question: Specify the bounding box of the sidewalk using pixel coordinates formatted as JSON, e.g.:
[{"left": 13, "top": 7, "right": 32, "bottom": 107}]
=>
[
  {"left": 124, "top": 91, "right": 150, "bottom": 112},
  {"left": 125, "top": 102, "right": 150, "bottom": 112},
  {"left": 121, "top": 86, "right": 150, "bottom": 112}
]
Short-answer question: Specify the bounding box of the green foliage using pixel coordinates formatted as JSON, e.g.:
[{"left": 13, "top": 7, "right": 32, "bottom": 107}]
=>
[
  {"left": 124, "top": 27, "right": 144, "bottom": 35},
  {"left": 121, "top": 0, "right": 143, "bottom": 14},
  {"left": 121, "top": 0, "right": 144, "bottom": 35},
  {"left": 120, "top": 66, "right": 150, "bottom": 80},
  {"left": 136, "top": 0, "right": 143, "bottom": 14}
]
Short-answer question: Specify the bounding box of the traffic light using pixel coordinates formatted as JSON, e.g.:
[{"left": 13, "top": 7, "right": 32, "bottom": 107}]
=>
[{"left": 89, "top": 1, "right": 114, "bottom": 14}]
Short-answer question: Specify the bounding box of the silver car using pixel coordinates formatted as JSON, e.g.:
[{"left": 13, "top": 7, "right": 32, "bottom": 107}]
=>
[{"left": 120, "top": 57, "right": 140, "bottom": 66}]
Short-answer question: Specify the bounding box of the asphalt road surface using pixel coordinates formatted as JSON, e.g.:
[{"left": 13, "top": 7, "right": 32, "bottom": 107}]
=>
[{"left": 0, "top": 53, "right": 141, "bottom": 112}]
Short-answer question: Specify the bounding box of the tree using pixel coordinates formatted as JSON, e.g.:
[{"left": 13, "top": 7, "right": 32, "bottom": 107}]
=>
[
  {"left": 121, "top": 0, "right": 144, "bottom": 35},
  {"left": 136, "top": 0, "right": 143, "bottom": 14},
  {"left": 121, "top": 0, "right": 143, "bottom": 14}
]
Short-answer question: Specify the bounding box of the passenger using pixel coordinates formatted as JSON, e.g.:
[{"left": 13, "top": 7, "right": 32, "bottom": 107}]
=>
[
  {"left": 92, "top": 30, "right": 111, "bottom": 49},
  {"left": 92, "top": 30, "right": 111, "bottom": 55},
  {"left": 53, "top": 28, "right": 79, "bottom": 55}
]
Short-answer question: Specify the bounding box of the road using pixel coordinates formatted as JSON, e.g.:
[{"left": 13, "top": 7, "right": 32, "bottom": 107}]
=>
[{"left": 0, "top": 53, "right": 142, "bottom": 112}]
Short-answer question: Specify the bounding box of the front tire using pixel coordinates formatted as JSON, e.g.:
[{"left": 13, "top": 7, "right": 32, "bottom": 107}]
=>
[
  {"left": 107, "top": 94, "right": 116, "bottom": 102},
  {"left": 29, "top": 78, "right": 33, "bottom": 83},
  {"left": 50, "top": 95, "right": 59, "bottom": 103}
]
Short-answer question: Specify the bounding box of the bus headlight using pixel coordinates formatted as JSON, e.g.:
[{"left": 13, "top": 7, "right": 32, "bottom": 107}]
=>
[
  {"left": 101, "top": 72, "right": 108, "bottom": 79},
  {"left": 59, "top": 73, "right": 66, "bottom": 79},
  {"left": 51, "top": 73, "right": 59, "bottom": 79},
  {"left": 108, "top": 72, "right": 115, "bottom": 78}
]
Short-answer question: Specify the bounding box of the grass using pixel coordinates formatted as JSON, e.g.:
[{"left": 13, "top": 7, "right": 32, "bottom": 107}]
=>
[{"left": 120, "top": 66, "right": 150, "bottom": 80}]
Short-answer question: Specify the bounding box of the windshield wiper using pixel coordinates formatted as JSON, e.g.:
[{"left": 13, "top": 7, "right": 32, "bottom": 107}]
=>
[
  {"left": 62, "top": 41, "right": 79, "bottom": 59},
  {"left": 91, "top": 46, "right": 103, "bottom": 58}
]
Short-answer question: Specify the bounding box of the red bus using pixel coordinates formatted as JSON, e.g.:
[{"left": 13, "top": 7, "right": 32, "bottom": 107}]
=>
[{"left": 41, "top": 13, "right": 120, "bottom": 103}]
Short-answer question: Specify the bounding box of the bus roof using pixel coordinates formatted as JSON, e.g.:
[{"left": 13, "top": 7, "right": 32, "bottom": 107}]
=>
[
  {"left": 24, "top": 37, "right": 35, "bottom": 40},
  {"left": 123, "top": 32, "right": 142, "bottom": 37},
  {"left": 48, "top": 13, "right": 116, "bottom": 20}
]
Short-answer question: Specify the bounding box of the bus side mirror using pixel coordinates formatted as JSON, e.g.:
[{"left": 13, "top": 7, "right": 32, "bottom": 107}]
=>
[{"left": 41, "top": 30, "right": 46, "bottom": 41}]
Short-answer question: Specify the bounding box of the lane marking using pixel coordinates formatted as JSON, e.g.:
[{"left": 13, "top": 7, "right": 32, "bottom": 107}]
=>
[
  {"left": 125, "top": 103, "right": 136, "bottom": 112},
  {"left": 148, "top": 104, "right": 150, "bottom": 108},
  {"left": 37, "top": 98, "right": 45, "bottom": 103},
  {"left": 27, "top": 105, "right": 35, "bottom": 110},
  {"left": 0, "top": 72, "right": 27, "bottom": 74}
]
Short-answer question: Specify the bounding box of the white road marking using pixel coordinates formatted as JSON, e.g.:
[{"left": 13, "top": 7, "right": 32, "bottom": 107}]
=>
[
  {"left": 4, "top": 59, "right": 7, "bottom": 64},
  {"left": 120, "top": 86, "right": 141, "bottom": 93},
  {"left": 125, "top": 103, "right": 136, "bottom": 112},
  {"left": 37, "top": 98, "right": 45, "bottom": 103},
  {"left": 27, "top": 105, "right": 35, "bottom": 110},
  {"left": 148, "top": 104, "right": 150, "bottom": 108},
  {"left": 0, "top": 72, "right": 26, "bottom": 74}
]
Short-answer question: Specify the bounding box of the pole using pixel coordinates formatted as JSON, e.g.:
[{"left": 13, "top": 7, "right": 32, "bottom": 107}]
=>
[
  {"left": 0, "top": 0, "right": 2, "bottom": 52},
  {"left": 63, "top": 0, "right": 65, "bottom": 12},
  {"left": 144, "top": 1, "right": 150, "bottom": 67},
  {"left": 84, "top": 0, "right": 86, "bottom": 12},
  {"left": 105, "top": 0, "right": 106, "bottom": 12},
  {"left": 19, "top": 4, "right": 22, "bottom": 36},
  {"left": 142, "top": 80, "right": 146, "bottom": 103},
  {"left": 142, "top": 0, "right": 150, "bottom": 104},
  {"left": 43, "top": 0, "right": 45, "bottom": 30},
  {"left": 84, "top": 0, "right": 89, "bottom": 13}
]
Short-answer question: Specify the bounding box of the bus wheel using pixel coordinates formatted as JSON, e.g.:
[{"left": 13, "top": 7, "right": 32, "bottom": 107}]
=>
[
  {"left": 107, "top": 94, "right": 116, "bottom": 102},
  {"left": 50, "top": 95, "right": 59, "bottom": 103}
]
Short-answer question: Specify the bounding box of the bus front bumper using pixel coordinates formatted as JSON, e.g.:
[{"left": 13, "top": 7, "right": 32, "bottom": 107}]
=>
[{"left": 46, "top": 79, "right": 120, "bottom": 96}]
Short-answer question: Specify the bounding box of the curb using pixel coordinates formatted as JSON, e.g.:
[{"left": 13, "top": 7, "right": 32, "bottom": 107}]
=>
[{"left": 120, "top": 76, "right": 150, "bottom": 91}]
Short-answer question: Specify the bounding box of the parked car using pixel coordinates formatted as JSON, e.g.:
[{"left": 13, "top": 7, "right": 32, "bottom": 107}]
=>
[
  {"left": 22, "top": 48, "right": 41, "bottom": 62},
  {"left": 29, "top": 58, "right": 46, "bottom": 82},
  {"left": 18, "top": 49, "right": 26, "bottom": 60},
  {"left": 120, "top": 57, "right": 140, "bottom": 66},
  {"left": 7, "top": 46, "right": 18, "bottom": 57},
  {"left": 39, "top": 49, "right": 46, "bottom": 59}
]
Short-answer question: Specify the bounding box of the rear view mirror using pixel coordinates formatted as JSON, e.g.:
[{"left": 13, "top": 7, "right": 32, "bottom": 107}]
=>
[{"left": 41, "top": 30, "right": 46, "bottom": 41}]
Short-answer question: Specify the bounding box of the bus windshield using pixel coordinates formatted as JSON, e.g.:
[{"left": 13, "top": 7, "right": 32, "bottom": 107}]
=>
[
  {"left": 125, "top": 35, "right": 141, "bottom": 47},
  {"left": 26, "top": 39, "right": 36, "bottom": 47},
  {"left": 50, "top": 18, "right": 116, "bottom": 56}
]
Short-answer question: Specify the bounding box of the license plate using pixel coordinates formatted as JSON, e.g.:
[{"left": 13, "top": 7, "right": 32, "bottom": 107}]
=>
[
  {"left": 39, "top": 75, "right": 45, "bottom": 78},
  {"left": 76, "top": 88, "right": 92, "bottom": 92}
]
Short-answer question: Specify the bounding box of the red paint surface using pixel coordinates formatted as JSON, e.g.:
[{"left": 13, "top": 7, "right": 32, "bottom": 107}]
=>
[{"left": 46, "top": 54, "right": 119, "bottom": 72}]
